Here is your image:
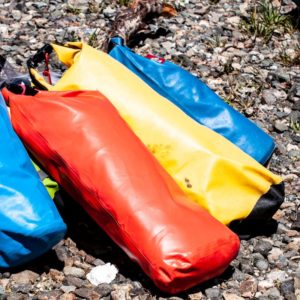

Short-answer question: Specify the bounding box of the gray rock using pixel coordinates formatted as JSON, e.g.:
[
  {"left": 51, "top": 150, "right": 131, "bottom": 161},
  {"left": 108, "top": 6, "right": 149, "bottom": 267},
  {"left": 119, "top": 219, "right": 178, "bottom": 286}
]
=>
[
  {"left": 205, "top": 287, "right": 221, "bottom": 299},
  {"left": 0, "top": 286, "right": 5, "bottom": 295},
  {"left": 10, "top": 271, "right": 39, "bottom": 284},
  {"left": 255, "top": 259, "right": 269, "bottom": 271},
  {"left": 274, "top": 120, "right": 289, "bottom": 132},
  {"left": 265, "top": 287, "right": 281, "bottom": 299},
  {"left": 94, "top": 283, "right": 112, "bottom": 298},
  {"left": 63, "top": 267, "right": 85, "bottom": 279},
  {"left": 262, "top": 90, "right": 277, "bottom": 105},
  {"left": 280, "top": 279, "right": 295, "bottom": 297},
  {"left": 64, "top": 276, "right": 84, "bottom": 288},
  {"left": 240, "top": 277, "right": 257, "bottom": 298},
  {"left": 12, "top": 10, "right": 22, "bottom": 21},
  {"left": 111, "top": 284, "right": 132, "bottom": 300},
  {"left": 223, "top": 293, "right": 244, "bottom": 300},
  {"left": 254, "top": 240, "right": 273, "bottom": 257},
  {"left": 267, "top": 270, "right": 286, "bottom": 282},
  {"left": 60, "top": 285, "right": 76, "bottom": 293},
  {"left": 74, "top": 287, "right": 98, "bottom": 299},
  {"left": 103, "top": 6, "right": 116, "bottom": 17},
  {"left": 11, "top": 283, "right": 32, "bottom": 294},
  {"left": 232, "top": 268, "right": 246, "bottom": 281}
]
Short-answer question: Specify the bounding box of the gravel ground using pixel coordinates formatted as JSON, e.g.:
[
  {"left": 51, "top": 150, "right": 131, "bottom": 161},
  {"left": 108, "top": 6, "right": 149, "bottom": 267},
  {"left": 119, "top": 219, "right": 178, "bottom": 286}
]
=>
[{"left": 0, "top": 0, "right": 300, "bottom": 299}]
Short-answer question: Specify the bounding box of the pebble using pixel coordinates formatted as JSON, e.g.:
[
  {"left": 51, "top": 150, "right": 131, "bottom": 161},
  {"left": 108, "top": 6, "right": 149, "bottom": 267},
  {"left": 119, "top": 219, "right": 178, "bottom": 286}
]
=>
[
  {"left": 274, "top": 120, "right": 289, "bottom": 132},
  {"left": 10, "top": 271, "right": 39, "bottom": 285},
  {"left": 267, "top": 270, "right": 287, "bottom": 282},
  {"left": 254, "top": 240, "right": 273, "bottom": 257},
  {"left": 240, "top": 277, "right": 257, "bottom": 298},
  {"left": 255, "top": 259, "right": 269, "bottom": 271},
  {"left": 205, "top": 287, "right": 221, "bottom": 299},
  {"left": 63, "top": 267, "right": 85, "bottom": 279}
]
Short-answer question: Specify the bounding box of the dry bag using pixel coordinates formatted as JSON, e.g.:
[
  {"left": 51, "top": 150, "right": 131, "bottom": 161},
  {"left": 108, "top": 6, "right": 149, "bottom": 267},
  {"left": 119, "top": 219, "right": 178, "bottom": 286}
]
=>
[
  {"left": 27, "top": 43, "right": 284, "bottom": 226},
  {"left": 108, "top": 37, "right": 275, "bottom": 164},
  {"left": 0, "top": 91, "right": 66, "bottom": 268},
  {"left": 2, "top": 88, "right": 240, "bottom": 293}
]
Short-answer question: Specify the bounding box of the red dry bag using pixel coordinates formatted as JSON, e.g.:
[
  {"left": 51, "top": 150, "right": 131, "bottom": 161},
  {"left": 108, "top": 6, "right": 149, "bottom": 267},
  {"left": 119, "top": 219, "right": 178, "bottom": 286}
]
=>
[{"left": 3, "top": 88, "right": 239, "bottom": 294}]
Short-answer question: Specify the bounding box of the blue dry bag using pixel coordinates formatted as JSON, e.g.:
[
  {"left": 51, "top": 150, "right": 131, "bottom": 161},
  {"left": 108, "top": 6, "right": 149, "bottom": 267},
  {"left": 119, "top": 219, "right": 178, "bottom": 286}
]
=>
[
  {"left": 0, "top": 92, "right": 66, "bottom": 268},
  {"left": 109, "top": 37, "right": 275, "bottom": 164}
]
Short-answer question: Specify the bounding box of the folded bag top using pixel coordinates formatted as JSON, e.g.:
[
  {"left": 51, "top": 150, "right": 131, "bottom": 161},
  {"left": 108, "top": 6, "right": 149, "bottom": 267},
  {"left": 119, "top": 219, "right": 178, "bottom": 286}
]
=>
[
  {"left": 108, "top": 37, "right": 275, "bottom": 165},
  {"left": 28, "top": 42, "right": 284, "bottom": 226},
  {"left": 3, "top": 88, "right": 240, "bottom": 293},
  {"left": 0, "top": 91, "right": 66, "bottom": 268}
]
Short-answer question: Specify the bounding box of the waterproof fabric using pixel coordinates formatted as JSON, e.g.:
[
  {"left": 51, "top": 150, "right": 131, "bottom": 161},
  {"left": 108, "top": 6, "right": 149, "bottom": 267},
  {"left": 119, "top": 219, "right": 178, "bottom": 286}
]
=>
[
  {"left": 2, "top": 88, "right": 240, "bottom": 293},
  {"left": 0, "top": 91, "right": 66, "bottom": 268},
  {"left": 28, "top": 42, "right": 284, "bottom": 226},
  {"left": 108, "top": 37, "right": 274, "bottom": 164}
]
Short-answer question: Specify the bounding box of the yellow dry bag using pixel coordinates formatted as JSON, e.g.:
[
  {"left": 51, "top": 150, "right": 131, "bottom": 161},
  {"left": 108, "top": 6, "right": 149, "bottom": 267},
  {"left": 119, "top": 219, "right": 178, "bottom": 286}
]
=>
[{"left": 28, "top": 42, "right": 284, "bottom": 226}]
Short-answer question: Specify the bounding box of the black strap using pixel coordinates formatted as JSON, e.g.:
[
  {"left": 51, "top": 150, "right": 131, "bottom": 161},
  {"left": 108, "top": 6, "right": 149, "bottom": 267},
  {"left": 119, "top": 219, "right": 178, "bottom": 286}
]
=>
[
  {"left": 27, "top": 44, "right": 53, "bottom": 90},
  {"left": 27, "top": 44, "right": 53, "bottom": 69}
]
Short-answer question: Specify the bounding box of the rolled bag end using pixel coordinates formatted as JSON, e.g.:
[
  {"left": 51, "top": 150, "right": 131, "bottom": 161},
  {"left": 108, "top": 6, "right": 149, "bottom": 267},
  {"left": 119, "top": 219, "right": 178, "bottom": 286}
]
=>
[{"left": 229, "top": 181, "right": 285, "bottom": 236}]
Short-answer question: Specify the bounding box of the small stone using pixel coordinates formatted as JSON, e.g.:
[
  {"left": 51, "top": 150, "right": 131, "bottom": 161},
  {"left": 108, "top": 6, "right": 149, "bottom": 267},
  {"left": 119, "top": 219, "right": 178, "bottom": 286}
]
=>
[
  {"left": 291, "top": 212, "right": 300, "bottom": 230},
  {"left": 10, "top": 271, "right": 39, "bottom": 284},
  {"left": 61, "top": 286, "right": 76, "bottom": 293},
  {"left": 74, "top": 287, "right": 97, "bottom": 299},
  {"left": 255, "top": 260, "right": 269, "bottom": 271},
  {"left": 63, "top": 267, "right": 85, "bottom": 278},
  {"left": 274, "top": 120, "right": 289, "bottom": 132},
  {"left": 64, "top": 276, "right": 84, "bottom": 288},
  {"left": 11, "top": 283, "right": 31, "bottom": 294},
  {"left": 223, "top": 292, "right": 244, "bottom": 300},
  {"left": 0, "top": 279, "right": 9, "bottom": 290},
  {"left": 281, "top": 279, "right": 295, "bottom": 297},
  {"left": 111, "top": 284, "right": 132, "bottom": 300},
  {"left": 49, "top": 269, "right": 65, "bottom": 282},
  {"left": 253, "top": 240, "right": 273, "bottom": 257},
  {"left": 268, "top": 248, "right": 284, "bottom": 263},
  {"left": 59, "top": 293, "right": 76, "bottom": 300},
  {"left": 54, "top": 244, "right": 69, "bottom": 262},
  {"left": 240, "top": 277, "right": 258, "bottom": 298},
  {"left": 232, "top": 268, "right": 246, "bottom": 281},
  {"left": 265, "top": 287, "right": 281, "bottom": 299},
  {"left": 258, "top": 280, "right": 274, "bottom": 291},
  {"left": 12, "top": 10, "right": 22, "bottom": 21},
  {"left": 262, "top": 90, "right": 277, "bottom": 105},
  {"left": 267, "top": 270, "right": 286, "bottom": 282},
  {"left": 227, "top": 16, "right": 241, "bottom": 26},
  {"left": 205, "top": 287, "right": 220, "bottom": 299},
  {"left": 103, "top": 6, "right": 116, "bottom": 17},
  {"left": 188, "top": 292, "right": 203, "bottom": 300},
  {"left": 94, "top": 283, "right": 112, "bottom": 298},
  {"left": 162, "top": 41, "right": 175, "bottom": 54},
  {"left": 93, "top": 258, "right": 105, "bottom": 266}
]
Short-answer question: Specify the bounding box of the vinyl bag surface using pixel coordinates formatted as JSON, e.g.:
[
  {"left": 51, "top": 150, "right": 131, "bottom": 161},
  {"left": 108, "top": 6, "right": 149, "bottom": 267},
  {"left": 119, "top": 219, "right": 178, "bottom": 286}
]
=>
[
  {"left": 109, "top": 37, "right": 274, "bottom": 164},
  {"left": 0, "top": 92, "right": 66, "bottom": 268},
  {"left": 28, "top": 42, "right": 284, "bottom": 226},
  {"left": 2, "top": 88, "right": 240, "bottom": 293}
]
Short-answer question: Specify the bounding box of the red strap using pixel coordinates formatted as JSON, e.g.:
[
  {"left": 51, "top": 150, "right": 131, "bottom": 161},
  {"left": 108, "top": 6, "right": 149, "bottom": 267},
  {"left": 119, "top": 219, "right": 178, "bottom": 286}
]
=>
[
  {"left": 145, "top": 54, "right": 165, "bottom": 64},
  {"left": 42, "top": 52, "right": 52, "bottom": 85}
]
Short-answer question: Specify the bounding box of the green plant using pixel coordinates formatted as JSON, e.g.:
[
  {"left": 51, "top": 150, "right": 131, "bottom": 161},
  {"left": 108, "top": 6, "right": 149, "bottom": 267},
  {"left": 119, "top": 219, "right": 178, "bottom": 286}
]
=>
[
  {"left": 290, "top": 120, "right": 300, "bottom": 133},
  {"left": 241, "top": 0, "right": 293, "bottom": 42},
  {"left": 66, "top": 5, "right": 81, "bottom": 15},
  {"left": 87, "top": 29, "right": 99, "bottom": 48},
  {"left": 119, "top": 0, "right": 131, "bottom": 6}
]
